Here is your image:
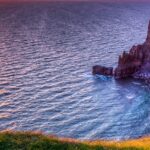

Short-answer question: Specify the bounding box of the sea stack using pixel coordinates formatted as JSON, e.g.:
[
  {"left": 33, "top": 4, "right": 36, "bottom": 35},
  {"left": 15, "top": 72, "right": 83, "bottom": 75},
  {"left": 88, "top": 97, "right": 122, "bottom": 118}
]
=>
[{"left": 93, "top": 21, "right": 150, "bottom": 81}]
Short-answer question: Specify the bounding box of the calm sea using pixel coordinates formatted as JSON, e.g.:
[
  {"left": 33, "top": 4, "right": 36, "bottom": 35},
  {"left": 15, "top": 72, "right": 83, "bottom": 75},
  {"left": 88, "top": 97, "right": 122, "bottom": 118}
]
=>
[{"left": 0, "top": 2, "right": 150, "bottom": 140}]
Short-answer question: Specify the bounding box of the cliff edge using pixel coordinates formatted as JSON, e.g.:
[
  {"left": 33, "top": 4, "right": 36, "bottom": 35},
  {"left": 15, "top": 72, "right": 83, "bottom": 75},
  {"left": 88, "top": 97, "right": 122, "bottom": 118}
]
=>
[{"left": 93, "top": 21, "right": 150, "bottom": 81}]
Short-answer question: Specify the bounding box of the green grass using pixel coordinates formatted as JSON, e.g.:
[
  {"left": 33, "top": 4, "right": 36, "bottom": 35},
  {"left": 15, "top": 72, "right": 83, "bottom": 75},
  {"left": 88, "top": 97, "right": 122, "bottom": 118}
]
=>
[{"left": 0, "top": 131, "right": 149, "bottom": 150}]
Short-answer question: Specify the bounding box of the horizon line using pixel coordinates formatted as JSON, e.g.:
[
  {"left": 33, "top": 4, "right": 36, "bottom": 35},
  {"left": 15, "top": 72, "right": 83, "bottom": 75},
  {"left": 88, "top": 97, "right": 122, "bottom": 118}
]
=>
[{"left": 0, "top": 0, "right": 150, "bottom": 3}]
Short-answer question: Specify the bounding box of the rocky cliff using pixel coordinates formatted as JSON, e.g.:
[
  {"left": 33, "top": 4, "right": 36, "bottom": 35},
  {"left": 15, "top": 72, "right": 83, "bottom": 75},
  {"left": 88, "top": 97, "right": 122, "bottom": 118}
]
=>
[{"left": 93, "top": 21, "right": 150, "bottom": 81}]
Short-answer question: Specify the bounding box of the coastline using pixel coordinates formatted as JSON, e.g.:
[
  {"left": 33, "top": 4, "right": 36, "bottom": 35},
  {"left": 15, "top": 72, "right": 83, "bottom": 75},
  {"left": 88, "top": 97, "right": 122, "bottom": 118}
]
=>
[{"left": 0, "top": 131, "right": 150, "bottom": 149}]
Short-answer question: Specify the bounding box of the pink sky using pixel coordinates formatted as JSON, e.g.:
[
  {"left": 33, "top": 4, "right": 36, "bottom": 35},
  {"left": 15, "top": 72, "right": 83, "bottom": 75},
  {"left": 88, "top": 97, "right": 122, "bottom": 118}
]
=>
[
  {"left": 0, "top": 0, "right": 150, "bottom": 3},
  {"left": 0, "top": 0, "right": 150, "bottom": 2}
]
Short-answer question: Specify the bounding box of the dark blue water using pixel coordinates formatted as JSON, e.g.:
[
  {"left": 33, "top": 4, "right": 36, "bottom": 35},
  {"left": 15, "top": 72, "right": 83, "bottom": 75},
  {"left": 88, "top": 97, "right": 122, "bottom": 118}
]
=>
[{"left": 0, "top": 2, "right": 150, "bottom": 140}]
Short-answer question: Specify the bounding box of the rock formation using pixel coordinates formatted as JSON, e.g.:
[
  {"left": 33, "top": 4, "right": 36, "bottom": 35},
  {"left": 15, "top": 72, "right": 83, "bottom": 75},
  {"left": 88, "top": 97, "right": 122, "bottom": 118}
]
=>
[
  {"left": 93, "top": 21, "right": 150, "bottom": 81},
  {"left": 93, "top": 65, "right": 113, "bottom": 76}
]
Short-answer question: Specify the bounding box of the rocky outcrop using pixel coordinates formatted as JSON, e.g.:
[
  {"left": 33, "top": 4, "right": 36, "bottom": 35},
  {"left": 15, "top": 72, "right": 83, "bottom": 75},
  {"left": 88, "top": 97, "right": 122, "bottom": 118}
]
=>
[
  {"left": 93, "top": 21, "right": 150, "bottom": 81},
  {"left": 93, "top": 65, "right": 113, "bottom": 76}
]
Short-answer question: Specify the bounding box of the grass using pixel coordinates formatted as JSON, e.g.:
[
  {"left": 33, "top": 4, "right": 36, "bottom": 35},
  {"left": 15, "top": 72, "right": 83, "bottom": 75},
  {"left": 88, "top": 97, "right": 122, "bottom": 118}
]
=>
[{"left": 0, "top": 131, "right": 150, "bottom": 150}]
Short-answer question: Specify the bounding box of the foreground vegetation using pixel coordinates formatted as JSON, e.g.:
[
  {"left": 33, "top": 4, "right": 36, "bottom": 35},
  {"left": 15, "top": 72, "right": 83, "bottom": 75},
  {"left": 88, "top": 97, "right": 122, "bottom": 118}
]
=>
[{"left": 0, "top": 131, "right": 150, "bottom": 150}]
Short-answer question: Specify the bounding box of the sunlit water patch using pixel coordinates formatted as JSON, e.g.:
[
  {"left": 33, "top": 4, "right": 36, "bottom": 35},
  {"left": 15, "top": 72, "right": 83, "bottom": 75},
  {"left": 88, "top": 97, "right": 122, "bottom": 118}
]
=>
[{"left": 0, "top": 2, "right": 150, "bottom": 140}]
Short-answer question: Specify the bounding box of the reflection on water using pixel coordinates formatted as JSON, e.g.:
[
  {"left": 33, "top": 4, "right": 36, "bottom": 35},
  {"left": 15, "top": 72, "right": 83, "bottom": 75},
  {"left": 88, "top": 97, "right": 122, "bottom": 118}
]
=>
[{"left": 0, "top": 2, "right": 150, "bottom": 140}]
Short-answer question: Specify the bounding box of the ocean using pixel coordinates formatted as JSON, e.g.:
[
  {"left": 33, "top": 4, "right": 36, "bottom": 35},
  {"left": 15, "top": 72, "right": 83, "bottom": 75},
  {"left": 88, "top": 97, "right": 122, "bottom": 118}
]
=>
[{"left": 0, "top": 2, "right": 150, "bottom": 140}]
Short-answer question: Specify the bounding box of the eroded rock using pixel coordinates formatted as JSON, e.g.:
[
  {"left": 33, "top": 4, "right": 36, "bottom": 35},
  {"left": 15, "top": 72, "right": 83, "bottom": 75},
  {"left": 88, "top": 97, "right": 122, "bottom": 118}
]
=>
[
  {"left": 93, "top": 21, "right": 150, "bottom": 81},
  {"left": 93, "top": 65, "right": 113, "bottom": 76}
]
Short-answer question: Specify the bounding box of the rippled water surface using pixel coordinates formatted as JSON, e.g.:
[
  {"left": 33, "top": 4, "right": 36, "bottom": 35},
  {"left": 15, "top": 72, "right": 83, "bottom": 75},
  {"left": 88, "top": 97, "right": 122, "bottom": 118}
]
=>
[{"left": 1, "top": 2, "right": 150, "bottom": 140}]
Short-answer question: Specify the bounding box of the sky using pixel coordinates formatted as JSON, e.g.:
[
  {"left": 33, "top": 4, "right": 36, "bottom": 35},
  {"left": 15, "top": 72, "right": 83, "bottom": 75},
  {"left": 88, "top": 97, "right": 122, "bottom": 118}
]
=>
[
  {"left": 0, "top": 0, "right": 149, "bottom": 3},
  {"left": 0, "top": 0, "right": 150, "bottom": 2}
]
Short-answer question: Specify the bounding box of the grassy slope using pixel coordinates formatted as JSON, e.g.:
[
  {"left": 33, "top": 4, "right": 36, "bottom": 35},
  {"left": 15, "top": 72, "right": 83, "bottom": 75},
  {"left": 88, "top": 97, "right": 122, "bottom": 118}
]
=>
[{"left": 0, "top": 131, "right": 150, "bottom": 150}]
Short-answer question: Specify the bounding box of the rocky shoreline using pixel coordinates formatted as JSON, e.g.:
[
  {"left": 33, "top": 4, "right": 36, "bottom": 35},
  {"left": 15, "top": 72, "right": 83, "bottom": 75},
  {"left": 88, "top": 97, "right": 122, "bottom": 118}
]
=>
[{"left": 93, "top": 21, "right": 150, "bottom": 82}]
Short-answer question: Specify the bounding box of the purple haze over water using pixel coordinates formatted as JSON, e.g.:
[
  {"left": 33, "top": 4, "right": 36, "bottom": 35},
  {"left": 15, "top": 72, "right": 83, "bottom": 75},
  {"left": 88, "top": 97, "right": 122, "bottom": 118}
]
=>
[{"left": 0, "top": 2, "right": 150, "bottom": 140}]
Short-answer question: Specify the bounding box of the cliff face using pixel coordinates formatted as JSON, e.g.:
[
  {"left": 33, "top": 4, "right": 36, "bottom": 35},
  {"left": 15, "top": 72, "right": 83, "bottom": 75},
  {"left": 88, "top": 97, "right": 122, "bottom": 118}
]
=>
[
  {"left": 93, "top": 21, "right": 150, "bottom": 81},
  {"left": 145, "top": 20, "right": 150, "bottom": 46}
]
